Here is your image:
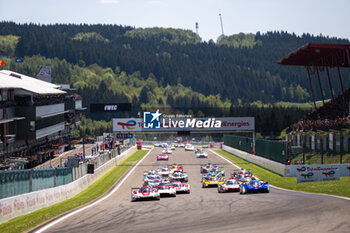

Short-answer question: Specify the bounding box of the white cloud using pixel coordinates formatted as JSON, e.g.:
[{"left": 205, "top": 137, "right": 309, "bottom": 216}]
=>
[{"left": 100, "top": 0, "right": 119, "bottom": 4}]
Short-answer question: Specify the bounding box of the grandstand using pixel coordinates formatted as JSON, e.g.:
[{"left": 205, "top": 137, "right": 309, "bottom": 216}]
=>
[
  {"left": 290, "top": 88, "right": 350, "bottom": 132},
  {"left": 278, "top": 43, "right": 350, "bottom": 132}
]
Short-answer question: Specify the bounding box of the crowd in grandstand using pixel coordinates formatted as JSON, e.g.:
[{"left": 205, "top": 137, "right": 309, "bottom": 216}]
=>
[{"left": 289, "top": 88, "right": 350, "bottom": 132}]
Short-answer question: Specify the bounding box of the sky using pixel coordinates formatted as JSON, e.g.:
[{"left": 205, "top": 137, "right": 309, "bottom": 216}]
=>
[{"left": 0, "top": 0, "right": 349, "bottom": 42}]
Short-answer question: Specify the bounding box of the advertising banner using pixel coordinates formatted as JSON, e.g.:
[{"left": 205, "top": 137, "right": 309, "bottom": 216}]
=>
[
  {"left": 113, "top": 116, "right": 254, "bottom": 132},
  {"left": 319, "top": 169, "right": 340, "bottom": 181},
  {"left": 112, "top": 118, "right": 142, "bottom": 132},
  {"left": 297, "top": 170, "right": 318, "bottom": 183},
  {"left": 294, "top": 165, "right": 341, "bottom": 182}
]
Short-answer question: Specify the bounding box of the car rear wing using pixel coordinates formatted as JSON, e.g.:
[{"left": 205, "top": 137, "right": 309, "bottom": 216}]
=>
[{"left": 131, "top": 187, "right": 140, "bottom": 190}]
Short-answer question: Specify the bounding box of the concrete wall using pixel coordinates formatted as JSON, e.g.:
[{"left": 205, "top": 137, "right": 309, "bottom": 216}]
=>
[
  {"left": 0, "top": 146, "right": 137, "bottom": 224},
  {"left": 223, "top": 145, "right": 285, "bottom": 176}
]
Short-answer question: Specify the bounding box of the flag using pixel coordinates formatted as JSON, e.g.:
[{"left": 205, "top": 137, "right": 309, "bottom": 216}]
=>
[{"left": 0, "top": 60, "right": 5, "bottom": 66}]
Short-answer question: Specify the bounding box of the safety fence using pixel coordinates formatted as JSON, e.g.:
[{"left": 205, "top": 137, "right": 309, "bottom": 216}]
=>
[
  {"left": 224, "top": 135, "right": 287, "bottom": 164},
  {"left": 0, "top": 145, "right": 137, "bottom": 224},
  {"left": 0, "top": 144, "right": 133, "bottom": 199},
  {"left": 286, "top": 131, "right": 349, "bottom": 164},
  {"left": 0, "top": 168, "right": 72, "bottom": 200}
]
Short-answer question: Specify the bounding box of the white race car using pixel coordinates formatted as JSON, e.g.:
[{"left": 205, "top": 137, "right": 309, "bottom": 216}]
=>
[
  {"left": 144, "top": 170, "right": 160, "bottom": 176},
  {"left": 157, "top": 184, "right": 176, "bottom": 197},
  {"left": 157, "top": 167, "right": 173, "bottom": 176},
  {"left": 170, "top": 181, "right": 191, "bottom": 194},
  {"left": 195, "top": 149, "right": 208, "bottom": 158},
  {"left": 185, "top": 144, "right": 195, "bottom": 151},
  {"left": 169, "top": 171, "right": 188, "bottom": 182},
  {"left": 218, "top": 179, "right": 240, "bottom": 193},
  {"left": 162, "top": 147, "right": 173, "bottom": 154},
  {"left": 144, "top": 174, "right": 163, "bottom": 184},
  {"left": 131, "top": 186, "right": 160, "bottom": 201}
]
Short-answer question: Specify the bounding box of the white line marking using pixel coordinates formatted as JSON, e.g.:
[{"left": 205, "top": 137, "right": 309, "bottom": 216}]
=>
[
  {"left": 209, "top": 149, "right": 350, "bottom": 201},
  {"left": 35, "top": 149, "right": 153, "bottom": 233}
]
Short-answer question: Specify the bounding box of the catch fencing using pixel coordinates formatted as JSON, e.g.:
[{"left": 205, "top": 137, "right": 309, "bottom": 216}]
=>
[
  {"left": 0, "top": 145, "right": 137, "bottom": 224},
  {"left": 0, "top": 168, "right": 72, "bottom": 199},
  {"left": 286, "top": 131, "right": 349, "bottom": 164},
  {"left": 0, "top": 144, "right": 132, "bottom": 199},
  {"left": 224, "top": 135, "right": 287, "bottom": 164}
]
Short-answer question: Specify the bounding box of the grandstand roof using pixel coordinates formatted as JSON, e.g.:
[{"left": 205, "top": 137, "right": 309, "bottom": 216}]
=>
[
  {"left": 0, "top": 70, "right": 65, "bottom": 95},
  {"left": 278, "top": 43, "right": 350, "bottom": 67}
]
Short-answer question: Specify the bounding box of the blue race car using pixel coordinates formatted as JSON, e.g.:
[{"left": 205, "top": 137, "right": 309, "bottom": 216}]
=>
[{"left": 240, "top": 180, "right": 269, "bottom": 194}]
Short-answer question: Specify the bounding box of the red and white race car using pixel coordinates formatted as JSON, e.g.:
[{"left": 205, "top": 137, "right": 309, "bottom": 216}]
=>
[
  {"left": 131, "top": 186, "right": 160, "bottom": 201},
  {"left": 168, "top": 164, "right": 184, "bottom": 172},
  {"left": 157, "top": 184, "right": 176, "bottom": 197},
  {"left": 157, "top": 153, "right": 169, "bottom": 160},
  {"left": 170, "top": 181, "right": 190, "bottom": 194},
  {"left": 217, "top": 179, "right": 240, "bottom": 193}
]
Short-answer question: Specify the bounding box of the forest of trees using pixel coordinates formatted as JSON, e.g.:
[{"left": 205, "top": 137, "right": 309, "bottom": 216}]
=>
[{"left": 0, "top": 22, "right": 348, "bottom": 137}]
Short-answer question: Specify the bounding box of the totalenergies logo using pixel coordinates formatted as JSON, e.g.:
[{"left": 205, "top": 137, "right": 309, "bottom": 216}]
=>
[
  {"left": 117, "top": 120, "right": 136, "bottom": 130},
  {"left": 301, "top": 172, "right": 314, "bottom": 179},
  {"left": 297, "top": 167, "right": 306, "bottom": 172},
  {"left": 322, "top": 170, "right": 335, "bottom": 177}
]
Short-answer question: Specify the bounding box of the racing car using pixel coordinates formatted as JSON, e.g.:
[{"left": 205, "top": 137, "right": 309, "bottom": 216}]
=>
[
  {"left": 143, "top": 174, "right": 163, "bottom": 185},
  {"left": 131, "top": 186, "right": 160, "bottom": 201},
  {"left": 157, "top": 167, "right": 173, "bottom": 176},
  {"left": 144, "top": 170, "right": 161, "bottom": 177},
  {"left": 157, "top": 153, "right": 169, "bottom": 160},
  {"left": 162, "top": 147, "right": 173, "bottom": 154},
  {"left": 217, "top": 179, "right": 240, "bottom": 193},
  {"left": 201, "top": 175, "right": 225, "bottom": 188},
  {"left": 169, "top": 171, "right": 188, "bottom": 182},
  {"left": 146, "top": 179, "right": 162, "bottom": 188},
  {"left": 232, "top": 169, "right": 253, "bottom": 178},
  {"left": 170, "top": 181, "right": 191, "bottom": 194},
  {"left": 168, "top": 164, "right": 184, "bottom": 172},
  {"left": 200, "top": 163, "right": 216, "bottom": 173},
  {"left": 240, "top": 180, "right": 269, "bottom": 194},
  {"left": 157, "top": 184, "right": 176, "bottom": 197},
  {"left": 185, "top": 144, "right": 195, "bottom": 151},
  {"left": 195, "top": 149, "right": 208, "bottom": 158},
  {"left": 200, "top": 163, "right": 225, "bottom": 176}
]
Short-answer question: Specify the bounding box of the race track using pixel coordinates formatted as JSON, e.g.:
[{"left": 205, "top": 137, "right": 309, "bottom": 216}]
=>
[{"left": 35, "top": 147, "right": 350, "bottom": 233}]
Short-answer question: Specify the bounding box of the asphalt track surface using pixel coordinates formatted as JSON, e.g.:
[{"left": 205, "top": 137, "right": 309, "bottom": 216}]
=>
[{"left": 37, "top": 148, "right": 350, "bottom": 233}]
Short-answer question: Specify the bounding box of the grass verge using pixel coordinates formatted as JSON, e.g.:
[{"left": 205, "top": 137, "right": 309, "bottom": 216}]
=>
[
  {"left": 0, "top": 150, "right": 149, "bottom": 233},
  {"left": 216, "top": 149, "right": 350, "bottom": 198}
]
